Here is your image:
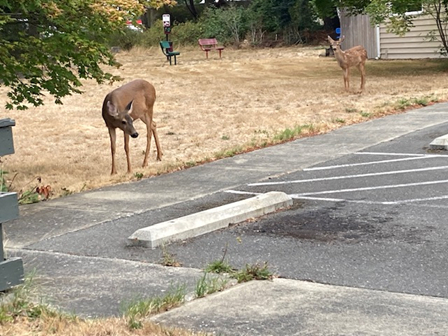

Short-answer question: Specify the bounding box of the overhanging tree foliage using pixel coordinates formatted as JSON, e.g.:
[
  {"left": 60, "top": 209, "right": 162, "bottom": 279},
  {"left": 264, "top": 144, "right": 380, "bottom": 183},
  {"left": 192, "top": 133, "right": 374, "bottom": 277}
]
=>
[{"left": 0, "top": 0, "right": 175, "bottom": 110}]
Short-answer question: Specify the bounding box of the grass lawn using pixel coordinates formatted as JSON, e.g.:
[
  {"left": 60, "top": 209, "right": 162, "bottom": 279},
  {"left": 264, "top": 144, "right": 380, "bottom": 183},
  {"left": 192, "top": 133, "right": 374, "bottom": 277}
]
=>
[{"left": 1, "top": 45, "right": 448, "bottom": 200}]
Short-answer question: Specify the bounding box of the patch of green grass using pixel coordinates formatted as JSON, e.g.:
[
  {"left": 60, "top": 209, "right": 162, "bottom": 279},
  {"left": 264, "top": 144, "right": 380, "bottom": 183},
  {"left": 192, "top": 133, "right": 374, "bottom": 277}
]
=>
[
  {"left": 221, "top": 135, "right": 230, "bottom": 140},
  {"left": 360, "top": 111, "right": 373, "bottom": 118},
  {"left": 205, "top": 259, "right": 234, "bottom": 274},
  {"left": 345, "top": 107, "right": 358, "bottom": 113},
  {"left": 0, "top": 169, "right": 8, "bottom": 192},
  {"left": 0, "top": 273, "right": 60, "bottom": 324},
  {"left": 231, "top": 262, "right": 274, "bottom": 283},
  {"left": 334, "top": 118, "right": 346, "bottom": 124},
  {"left": 123, "top": 285, "right": 186, "bottom": 329},
  {"left": 195, "top": 273, "right": 228, "bottom": 298},
  {"left": 273, "top": 125, "right": 304, "bottom": 142},
  {"left": 393, "top": 95, "right": 439, "bottom": 111},
  {"left": 18, "top": 189, "right": 40, "bottom": 205},
  {"left": 134, "top": 172, "right": 144, "bottom": 180},
  {"left": 185, "top": 161, "right": 197, "bottom": 168},
  {"left": 395, "top": 98, "right": 412, "bottom": 110}
]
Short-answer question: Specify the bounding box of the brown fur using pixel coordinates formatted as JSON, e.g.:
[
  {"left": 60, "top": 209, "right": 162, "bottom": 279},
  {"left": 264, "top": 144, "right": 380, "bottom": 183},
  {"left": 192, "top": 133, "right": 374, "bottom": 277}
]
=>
[
  {"left": 102, "top": 79, "right": 162, "bottom": 174},
  {"left": 328, "top": 36, "right": 367, "bottom": 92}
]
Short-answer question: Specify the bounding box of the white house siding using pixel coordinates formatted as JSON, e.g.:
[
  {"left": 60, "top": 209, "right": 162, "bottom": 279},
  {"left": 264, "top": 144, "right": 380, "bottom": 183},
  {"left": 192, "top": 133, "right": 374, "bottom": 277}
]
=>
[{"left": 380, "top": 15, "right": 446, "bottom": 59}]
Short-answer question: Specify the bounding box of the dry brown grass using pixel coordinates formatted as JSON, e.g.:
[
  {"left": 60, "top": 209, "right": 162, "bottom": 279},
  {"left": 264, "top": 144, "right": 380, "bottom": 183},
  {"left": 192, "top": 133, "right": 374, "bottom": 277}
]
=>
[
  {"left": 2, "top": 45, "right": 448, "bottom": 199},
  {"left": 1, "top": 315, "right": 206, "bottom": 336}
]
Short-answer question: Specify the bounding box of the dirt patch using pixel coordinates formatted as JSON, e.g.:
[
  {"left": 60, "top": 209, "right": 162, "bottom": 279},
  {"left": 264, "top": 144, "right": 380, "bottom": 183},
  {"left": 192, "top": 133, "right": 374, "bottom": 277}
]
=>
[{"left": 235, "top": 202, "right": 431, "bottom": 244}]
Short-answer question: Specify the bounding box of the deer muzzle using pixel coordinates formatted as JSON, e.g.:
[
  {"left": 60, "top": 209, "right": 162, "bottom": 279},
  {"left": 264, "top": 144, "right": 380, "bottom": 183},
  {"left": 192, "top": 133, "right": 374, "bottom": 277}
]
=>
[{"left": 131, "top": 132, "right": 139, "bottom": 138}]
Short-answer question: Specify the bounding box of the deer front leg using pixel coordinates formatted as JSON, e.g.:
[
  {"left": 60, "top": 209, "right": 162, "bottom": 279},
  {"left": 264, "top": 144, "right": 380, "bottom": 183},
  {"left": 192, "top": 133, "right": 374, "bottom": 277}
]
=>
[
  {"left": 152, "top": 121, "right": 163, "bottom": 161},
  {"left": 142, "top": 119, "right": 153, "bottom": 168},
  {"left": 108, "top": 127, "right": 118, "bottom": 175},
  {"left": 344, "top": 68, "right": 350, "bottom": 92},
  {"left": 124, "top": 133, "right": 132, "bottom": 173}
]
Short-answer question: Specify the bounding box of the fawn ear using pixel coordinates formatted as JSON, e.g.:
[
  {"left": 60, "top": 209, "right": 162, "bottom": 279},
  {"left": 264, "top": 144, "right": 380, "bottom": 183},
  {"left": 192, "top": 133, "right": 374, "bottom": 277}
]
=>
[
  {"left": 339, "top": 35, "right": 345, "bottom": 42},
  {"left": 107, "top": 101, "right": 119, "bottom": 117},
  {"left": 327, "top": 36, "right": 334, "bottom": 43},
  {"left": 125, "top": 100, "right": 134, "bottom": 114}
]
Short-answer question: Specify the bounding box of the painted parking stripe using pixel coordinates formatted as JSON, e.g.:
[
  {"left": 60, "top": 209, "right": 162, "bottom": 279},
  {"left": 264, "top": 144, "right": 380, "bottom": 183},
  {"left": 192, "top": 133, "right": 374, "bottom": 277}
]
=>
[
  {"left": 291, "top": 195, "right": 448, "bottom": 205},
  {"left": 248, "top": 165, "right": 448, "bottom": 186},
  {"left": 355, "top": 152, "right": 439, "bottom": 157},
  {"left": 304, "top": 155, "right": 440, "bottom": 171},
  {"left": 294, "top": 179, "right": 448, "bottom": 196}
]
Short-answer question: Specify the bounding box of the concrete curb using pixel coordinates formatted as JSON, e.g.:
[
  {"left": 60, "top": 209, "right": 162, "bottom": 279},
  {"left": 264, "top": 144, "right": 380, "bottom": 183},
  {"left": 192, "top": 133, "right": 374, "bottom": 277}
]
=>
[
  {"left": 429, "top": 134, "right": 448, "bottom": 150},
  {"left": 128, "top": 191, "right": 293, "bottom": 249}
]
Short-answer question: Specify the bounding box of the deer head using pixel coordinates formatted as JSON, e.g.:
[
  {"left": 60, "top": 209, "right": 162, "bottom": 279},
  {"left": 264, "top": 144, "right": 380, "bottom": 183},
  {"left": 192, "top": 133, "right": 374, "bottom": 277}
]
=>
[
  {"left": 106, "top": 100, "right": 139, "bottom": 138},
  {"left": 328, "top": 35, "right": 345, "bottom": 51}
]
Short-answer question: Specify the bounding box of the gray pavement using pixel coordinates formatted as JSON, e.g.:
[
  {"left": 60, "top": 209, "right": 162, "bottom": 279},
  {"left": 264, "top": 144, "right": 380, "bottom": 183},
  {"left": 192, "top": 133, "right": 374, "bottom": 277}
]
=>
[{"left": 4, "top": 103, "right": 448, "bottom": 335}]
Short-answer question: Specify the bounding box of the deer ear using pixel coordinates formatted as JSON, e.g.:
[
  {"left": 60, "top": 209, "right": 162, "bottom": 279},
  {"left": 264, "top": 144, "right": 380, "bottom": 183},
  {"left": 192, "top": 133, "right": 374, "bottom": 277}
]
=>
[
  {"left": 107, "top": 101, "right": 119, "bottom": 117},
  {"left": 327, "top": 36, "right": 334, "bottom": 43},
  {"left": 340, "top": 35, "right": 345, "bottom": 42},
  {"left": 125, "top": 100, "right": 134, "bottom": 114}
]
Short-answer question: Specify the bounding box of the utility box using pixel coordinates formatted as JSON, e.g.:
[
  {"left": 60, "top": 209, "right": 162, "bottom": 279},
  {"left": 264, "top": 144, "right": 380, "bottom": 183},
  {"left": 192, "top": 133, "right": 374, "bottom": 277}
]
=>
[
  {"left": 0, "top": 118, "right": 24, "bottom": 291},
  {"left": 0, "top": 118, "right": 15, "bottom": 156}
]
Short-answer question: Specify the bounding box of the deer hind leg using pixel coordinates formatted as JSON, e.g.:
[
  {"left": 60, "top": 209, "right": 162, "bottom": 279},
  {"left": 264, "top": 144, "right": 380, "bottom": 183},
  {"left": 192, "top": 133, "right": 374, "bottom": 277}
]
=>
[
  {"left": 358, "top": 63, "right": 366, "bottom": 92},
  {"left": 124, "top": 132, "right": 132, "bottom": 173},
  {"left": 141, "top": 117, "right": 153, "bottom": 168},
  {"left": 108, "top": 127, "right": 118, "bottom": 175},
  {"left": 151, "top": 121, "right": 163, "bottom": 161}
]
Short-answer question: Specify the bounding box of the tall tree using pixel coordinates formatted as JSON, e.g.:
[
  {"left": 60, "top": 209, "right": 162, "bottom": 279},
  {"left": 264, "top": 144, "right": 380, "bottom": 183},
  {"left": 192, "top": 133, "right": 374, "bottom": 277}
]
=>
[{"left": 0, "top": 0, "right": 175, "bottom": 110}]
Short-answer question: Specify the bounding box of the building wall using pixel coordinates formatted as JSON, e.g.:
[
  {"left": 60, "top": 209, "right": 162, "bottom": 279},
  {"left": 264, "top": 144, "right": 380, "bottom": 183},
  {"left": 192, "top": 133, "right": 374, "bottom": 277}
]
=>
[
  {"left": 339, "top": 10, "right": 447, "bottom": 59},
  {"left": 380, "top": 15, "right": 446, "bottom": 59},
  {"left": 339, "top": 9, "right": 378, "bottom": 59}
]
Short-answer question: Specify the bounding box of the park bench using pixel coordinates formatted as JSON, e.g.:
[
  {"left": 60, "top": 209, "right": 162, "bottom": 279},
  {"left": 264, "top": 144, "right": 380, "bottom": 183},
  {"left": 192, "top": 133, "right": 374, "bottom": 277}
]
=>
[
  {"left": 160, "top": 41, "right": 180, "bottom": 65},
  {"left": 198, "top": 38, "right": 224, "bottom": 59}
]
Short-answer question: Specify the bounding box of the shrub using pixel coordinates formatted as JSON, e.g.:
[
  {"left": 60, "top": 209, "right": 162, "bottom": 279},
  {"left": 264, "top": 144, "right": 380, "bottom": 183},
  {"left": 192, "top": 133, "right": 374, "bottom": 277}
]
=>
[
  {"left": 138, "top": 20, "right": 166, "bottom": 47},
  {"left": 172, "top": 20, "right": 205, "bottom": 45},
  {"left": 108, "top": 29, "right": 143, "bottom": 51},
  {"left": 200, "top": 6, "right": 248, "bottom": 46}
]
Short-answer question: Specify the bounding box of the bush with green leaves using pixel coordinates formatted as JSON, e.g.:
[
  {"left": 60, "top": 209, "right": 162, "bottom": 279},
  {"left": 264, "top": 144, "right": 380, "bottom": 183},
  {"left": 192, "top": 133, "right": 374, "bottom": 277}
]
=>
[
  {"left": 138, "top": 20, "right": 166, "bottom": 48},
  {"left": 199, "top": 6, "right": 248, "bottom": 45},
  {"left": 171, "top": 20, "right": 206, "bottom": 46},
  {"left": 108, "top": 29, "right": 144, "bottom": 51}
]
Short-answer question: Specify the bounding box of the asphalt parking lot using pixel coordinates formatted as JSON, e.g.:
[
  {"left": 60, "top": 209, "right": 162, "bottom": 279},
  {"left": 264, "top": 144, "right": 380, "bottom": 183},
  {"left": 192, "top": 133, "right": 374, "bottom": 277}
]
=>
[
  {"left": 5, "top": 105, "right": 448, "bottom": 325},
  {"left": 158, "top": 121, "right": 448, "bottom": 298}
]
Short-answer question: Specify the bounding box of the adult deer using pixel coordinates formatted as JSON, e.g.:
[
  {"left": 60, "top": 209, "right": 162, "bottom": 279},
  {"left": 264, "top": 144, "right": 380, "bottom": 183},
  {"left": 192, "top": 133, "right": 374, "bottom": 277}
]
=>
[
  {"left": 328, "top": 36, "right": 367, "bottom": 93},
  {"left": 102, "top": 79, "right": 162, "bottom": 175}
]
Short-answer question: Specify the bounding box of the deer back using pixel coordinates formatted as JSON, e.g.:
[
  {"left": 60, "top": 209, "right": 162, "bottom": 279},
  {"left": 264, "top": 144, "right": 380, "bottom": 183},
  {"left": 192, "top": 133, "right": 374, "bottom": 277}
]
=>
[
  {"left": 345, "top": 46, "right": 367, "bottom": 66},
  {"left": 102, "top": 79, "right": 156, "bottom": 129}
]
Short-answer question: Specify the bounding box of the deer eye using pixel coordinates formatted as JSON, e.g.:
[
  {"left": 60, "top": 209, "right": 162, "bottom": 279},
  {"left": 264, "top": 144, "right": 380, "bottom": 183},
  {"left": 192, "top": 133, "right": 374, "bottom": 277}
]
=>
[{"left": 122, "top": 120, "right": 127, "bottom": 125}]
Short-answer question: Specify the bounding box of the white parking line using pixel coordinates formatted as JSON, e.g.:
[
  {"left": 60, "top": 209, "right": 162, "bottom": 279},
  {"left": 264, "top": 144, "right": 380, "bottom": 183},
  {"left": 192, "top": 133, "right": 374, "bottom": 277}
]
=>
[
  {"left": 229, "top": 151, "right": 448, "bottom": 207},
  {"left": 304, "top": 155, "right": 440, "bottom": 171},
  {"left": 294, "top": 179, "right": 448, "bottom": 196},
  {"left": 248, "top": 165, "right": 448, "bottom": 187},
  {"left": 290, "top": 195, "right": 448, "bottom": 206},
  {"left": 355, "top": 152, "right": 438, "bottom": 157}
]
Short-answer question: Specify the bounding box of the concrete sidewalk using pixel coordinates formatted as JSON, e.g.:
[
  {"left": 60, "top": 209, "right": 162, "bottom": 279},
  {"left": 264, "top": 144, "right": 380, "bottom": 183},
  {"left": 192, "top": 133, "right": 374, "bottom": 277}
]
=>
[{"left": 4, "top": 103, "right": 448, "bottom": 335}]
